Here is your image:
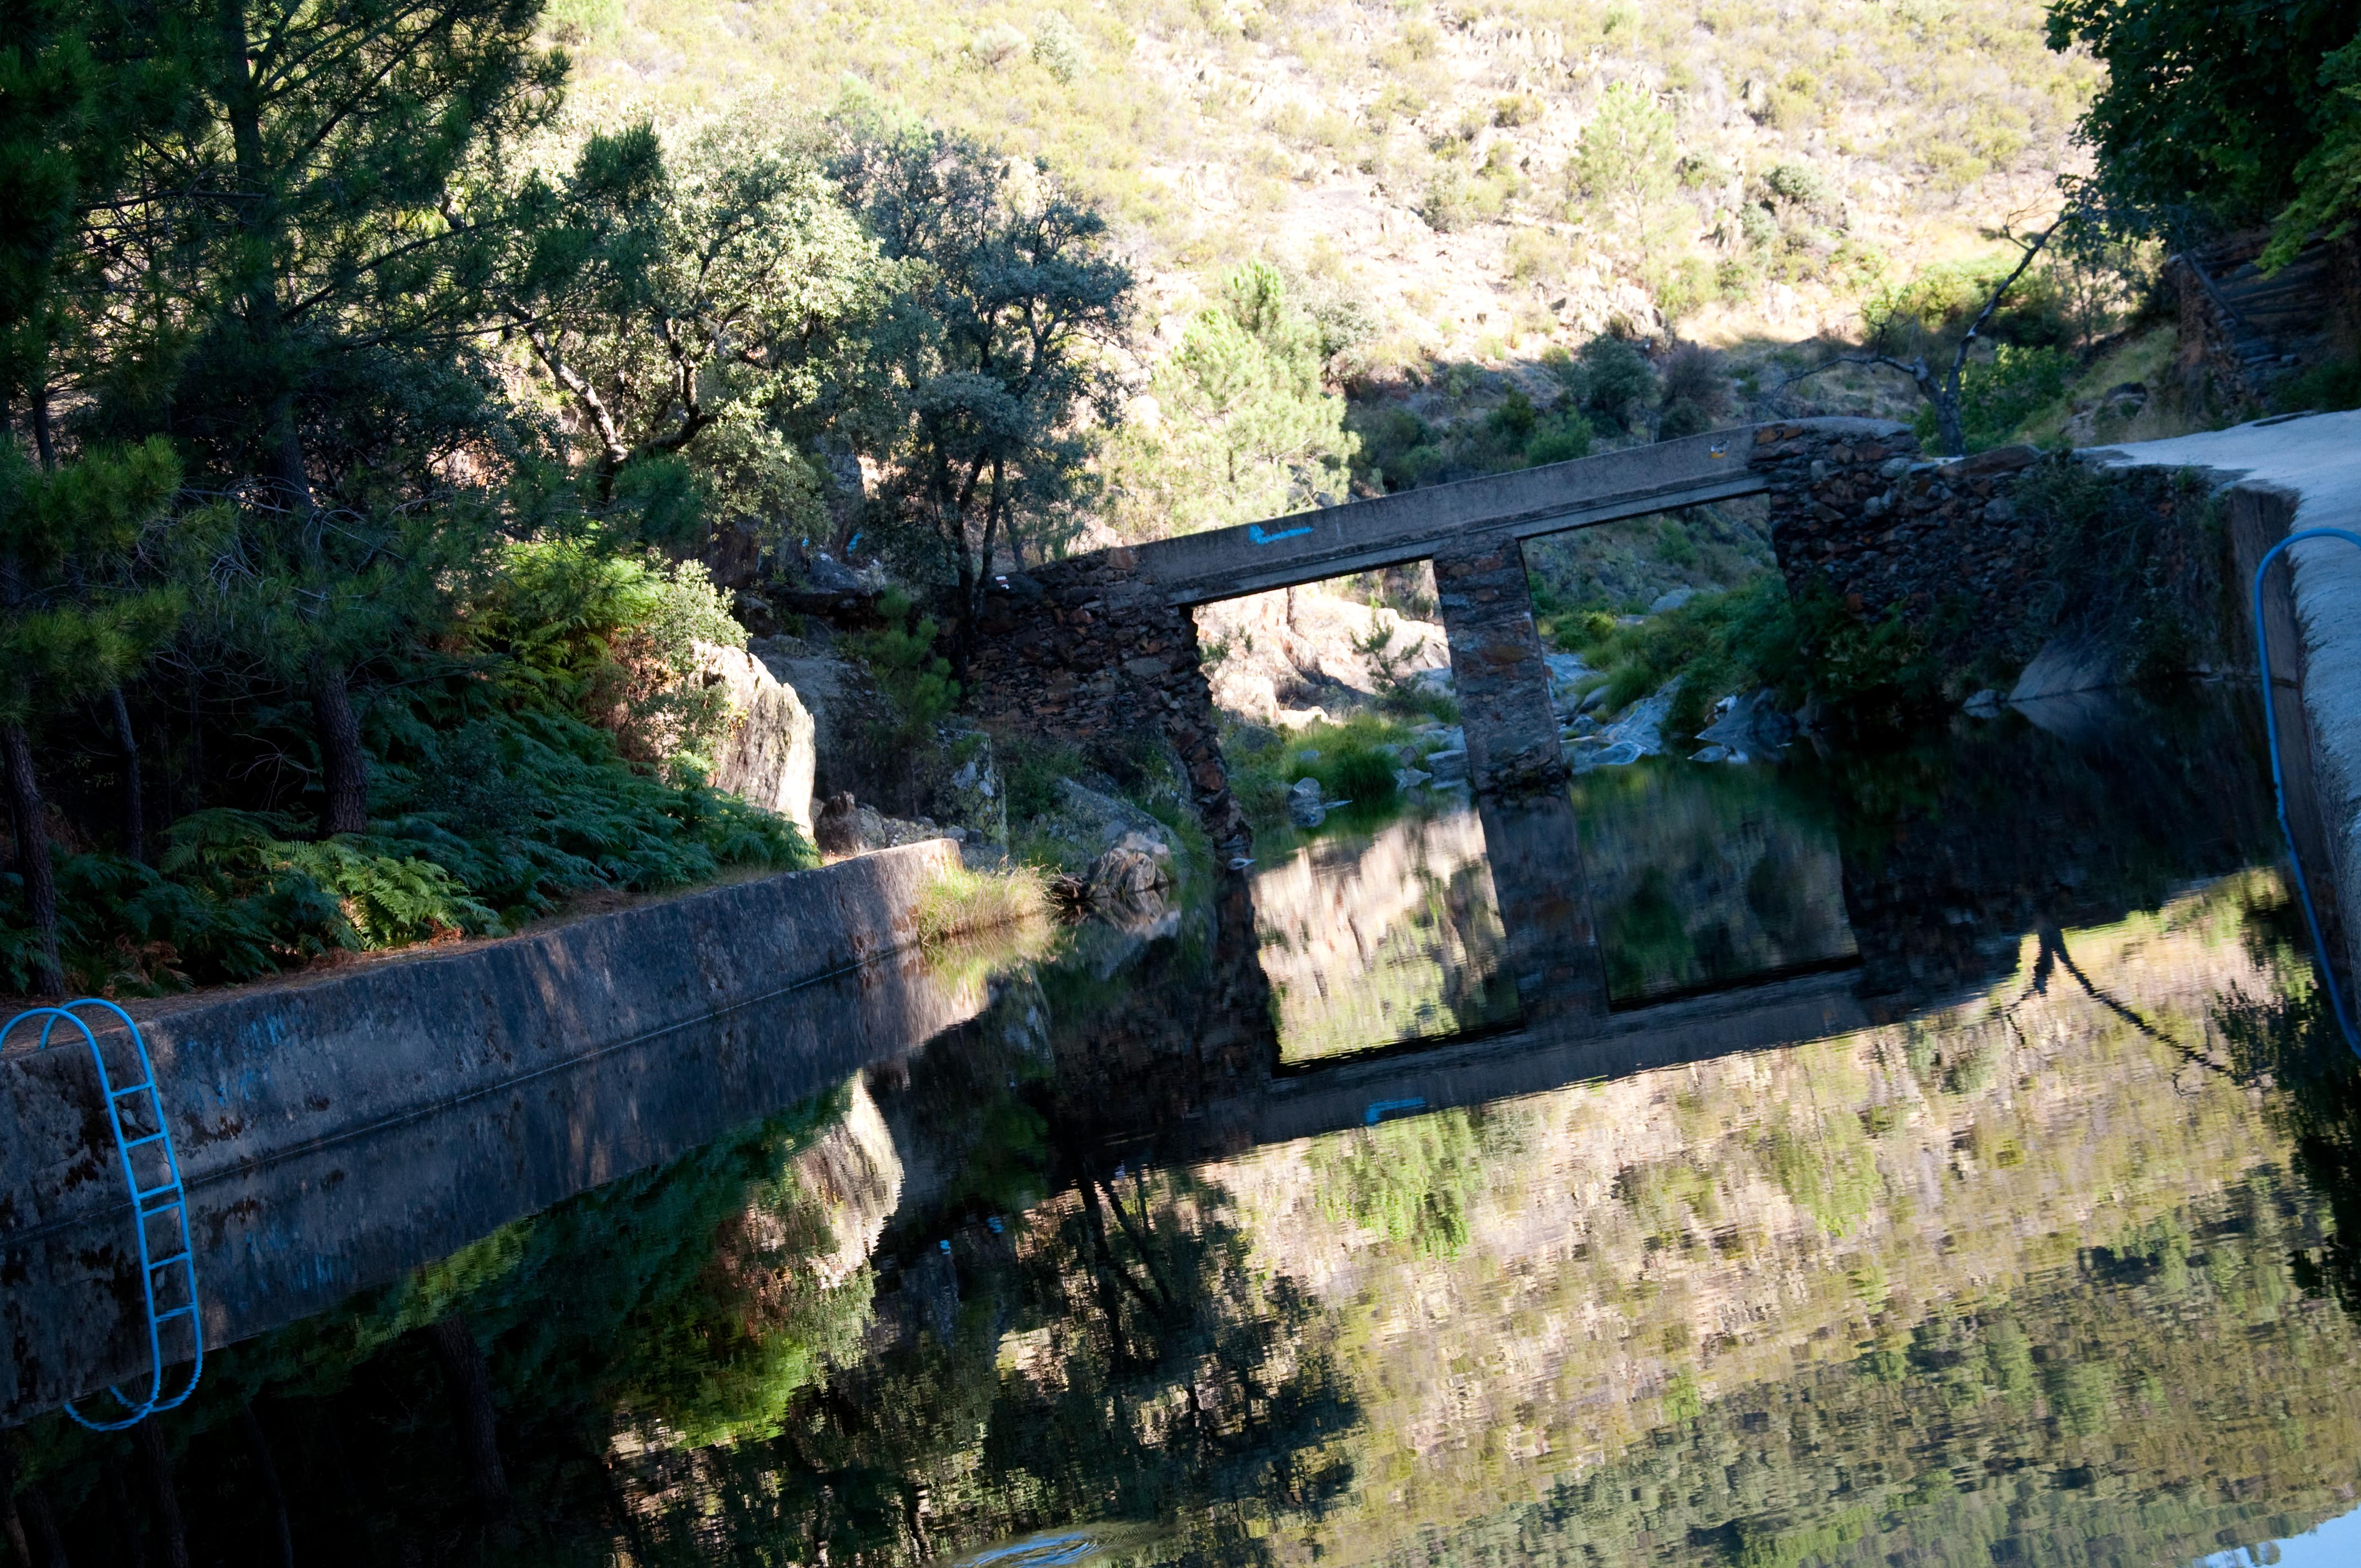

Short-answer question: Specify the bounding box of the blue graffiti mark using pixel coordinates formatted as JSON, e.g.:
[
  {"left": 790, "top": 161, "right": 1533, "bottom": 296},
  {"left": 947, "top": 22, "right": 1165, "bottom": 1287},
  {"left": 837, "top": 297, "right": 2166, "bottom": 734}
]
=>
[
  {"left": 962, "top": 1533, "right": 1101, "bottom": 1567},
  {"left": 1364, "top": 1097, "right": 1427, "bottom": 1125},
  {"left": 1247, "top": 522, "right": 1314, "bottom": 546}
]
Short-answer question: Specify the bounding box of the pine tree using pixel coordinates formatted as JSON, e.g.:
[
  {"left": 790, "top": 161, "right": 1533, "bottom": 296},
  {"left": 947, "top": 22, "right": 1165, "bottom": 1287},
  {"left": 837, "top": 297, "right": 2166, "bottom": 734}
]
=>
[
  {"left": 0, "top": 0, "right": 182, "bottom": 992},
  {"left": 0, "top": 439, "right": 184, "bottom": 994},
  {"left": 96, "top": 0, "right": 565, "bottom": 836},
  {"left": 1121, "top": 260, "right": 1358, "bottom": 536}
]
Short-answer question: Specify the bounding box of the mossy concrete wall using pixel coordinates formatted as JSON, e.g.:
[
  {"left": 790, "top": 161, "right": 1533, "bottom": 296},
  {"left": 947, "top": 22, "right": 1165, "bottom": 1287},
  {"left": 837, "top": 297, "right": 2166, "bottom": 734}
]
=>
[{"left": 1, "top": 841, "right": 980, "bottom": 1426}]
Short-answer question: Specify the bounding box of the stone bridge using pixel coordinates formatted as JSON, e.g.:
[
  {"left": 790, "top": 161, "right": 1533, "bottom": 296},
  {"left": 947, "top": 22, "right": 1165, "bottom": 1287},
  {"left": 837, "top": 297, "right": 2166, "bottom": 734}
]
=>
[{"left": 967, "top": 417, "right": 1936, "bottom": 848}]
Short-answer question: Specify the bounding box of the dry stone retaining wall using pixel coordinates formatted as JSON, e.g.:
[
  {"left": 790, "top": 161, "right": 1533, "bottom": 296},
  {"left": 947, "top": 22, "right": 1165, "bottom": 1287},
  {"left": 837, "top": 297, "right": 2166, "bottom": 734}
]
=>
[
  {"left": 1747, "top": 420, "right": 2049, "bottom": 624},
  {"left": 964, "top": 551, "right": 1252, "bottom": 853}
]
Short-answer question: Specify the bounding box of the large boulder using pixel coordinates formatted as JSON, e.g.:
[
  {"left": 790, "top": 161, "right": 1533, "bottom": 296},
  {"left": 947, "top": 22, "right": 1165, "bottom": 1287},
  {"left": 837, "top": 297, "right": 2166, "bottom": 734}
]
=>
[
  {"left": 1027, "top": 778, "right": 1180, "bottom": 875},
  {"left": 1086, "top": 830, "right": 1176, "bottom": 905},
  {"left": 691, "top": 640, "right": 817, "bottom": 832}
]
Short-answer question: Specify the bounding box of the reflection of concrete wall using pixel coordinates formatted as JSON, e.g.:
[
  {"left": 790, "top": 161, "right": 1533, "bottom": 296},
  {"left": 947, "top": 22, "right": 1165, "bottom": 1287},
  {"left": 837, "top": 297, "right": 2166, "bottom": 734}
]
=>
[
  {"left": 0, "top": 842, "right": 981, "bottom": 1427},
  {"left": 1252, "top": 810, "right": 1517, "bottom": 1062},
  {"left": 2092, "top": 412, "right": 2361, "bottom": 992}
]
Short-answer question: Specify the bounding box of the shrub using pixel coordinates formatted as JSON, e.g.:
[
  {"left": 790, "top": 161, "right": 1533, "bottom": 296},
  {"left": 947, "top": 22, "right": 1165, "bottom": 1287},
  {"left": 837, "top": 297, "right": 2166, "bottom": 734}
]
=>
[
  {"left": 1031, "top": 10, "right": 1084, "bottom": 81},
  {"left": 2273, "top": 355, "right": 2361, "bottom": 414},
  {"left": 1561, "top": 335, "right": 1660, "bottom": 432},
  {"left": 542, "top": 0, "right": 619, "bottom": 41},
  {"left": 1912, "top": 343, "right": 2073, "bottom": 452},
  {"left": 1493, "top": 92, "right": 1543, "bottom": 127},
  {"left": 1656, "top": 344, "right": 1731, "bottom": 438},
  {"left": 1421, "top": 162, "right": 1476, "bottom": 232},
  {"left": 1227, "top": 712, "right": 1417, "bottom": 830},
  {"left": 1565, "top": 573, "right": 1943, "bottom": 738},
  {"left": 968, "top": 23, "right": 1028, "bottom": 68},
  {"left": 1765, "top": 161, "right": 1829, "bottom": 210},
  {"left": 471, "top": 541, "right": 744, "bottom": 780},
  {"left": 850, "top": 590, "right": 960, "bottom": 741},
  {"left": 1525, "top": 412, "right": 1596, "bottom": 465},
  {"left": 1504, "top": 227, "right": 1569, "bottom": 284}
]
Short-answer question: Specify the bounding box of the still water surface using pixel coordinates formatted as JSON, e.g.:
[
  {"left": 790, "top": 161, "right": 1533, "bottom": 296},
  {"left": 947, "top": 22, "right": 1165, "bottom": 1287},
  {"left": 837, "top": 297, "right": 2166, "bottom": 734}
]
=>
[{"left": 17, "top": 686, "right": 2361, "bottom": 1568}]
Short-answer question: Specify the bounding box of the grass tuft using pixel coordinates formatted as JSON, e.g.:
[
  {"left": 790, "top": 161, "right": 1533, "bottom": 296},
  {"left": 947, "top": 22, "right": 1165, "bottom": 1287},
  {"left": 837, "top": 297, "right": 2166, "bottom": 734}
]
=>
[{"left": 912, "top": 862, "right": 1054, "bottom": 945}]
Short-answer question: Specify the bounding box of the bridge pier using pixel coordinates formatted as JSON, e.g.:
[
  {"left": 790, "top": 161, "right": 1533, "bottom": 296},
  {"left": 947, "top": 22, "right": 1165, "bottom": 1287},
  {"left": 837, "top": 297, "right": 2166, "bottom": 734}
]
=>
[
  {"left": 1432, "top": 536, "right": 1568, "bottom": 794},
  {"left": 1476, "top": 791, "right": 1611, "bottom": 1022}
]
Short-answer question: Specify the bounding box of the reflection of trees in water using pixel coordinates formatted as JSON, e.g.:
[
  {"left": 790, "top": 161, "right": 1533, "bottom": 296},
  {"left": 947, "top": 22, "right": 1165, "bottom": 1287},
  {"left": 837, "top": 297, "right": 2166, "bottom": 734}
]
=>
[
  {"left": 1229, "top": 872, "right": 2361, "bottom": 1567},
  {"left": 1408, "top": 1158, "right": 2357, "bottom": 1568},
  {"left": 6, "top": 963, "right": 1357, "bottom": 1568},
  {"left": 1572, "top": 760, "right": 1856, "bottom": 1000},
  {"left": 627, "top": 1156, "right": 1357, "bottom": 1567},
  {"left": 2218, "top": 888, "right": 2361, "bottom": 1317},
  {"left": 7, "top": 1090, "right": 871, "bottom": 1565},
  {"left": 1307, "top": 1108, "right": 1515, "bottom": 1260}
]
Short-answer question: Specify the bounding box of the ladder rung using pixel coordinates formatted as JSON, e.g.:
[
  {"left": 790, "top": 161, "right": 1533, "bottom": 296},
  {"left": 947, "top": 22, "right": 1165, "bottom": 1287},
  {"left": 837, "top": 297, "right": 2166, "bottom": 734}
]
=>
[
  {"left": 148, "top": 1252, "right": 189, "bottom": 1272},
  {"left": 153, "top": 1304, "right": 197, "bottom": 1321},
  {"left": 135, "top": 1181, "right": 183, "bottom": 1204},
  {"left": 109, "top": 1082, "right": 157, "bottom": 1102},
  {"left": 123, "top": 1130, "right": 168, "bottom": 1149}
]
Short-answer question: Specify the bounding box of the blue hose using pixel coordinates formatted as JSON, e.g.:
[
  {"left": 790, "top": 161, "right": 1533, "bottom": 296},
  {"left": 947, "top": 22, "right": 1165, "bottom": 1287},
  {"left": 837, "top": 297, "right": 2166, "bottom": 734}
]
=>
[{"left": 2250, "top": 527, "right": 2361, "bottom": 1054}]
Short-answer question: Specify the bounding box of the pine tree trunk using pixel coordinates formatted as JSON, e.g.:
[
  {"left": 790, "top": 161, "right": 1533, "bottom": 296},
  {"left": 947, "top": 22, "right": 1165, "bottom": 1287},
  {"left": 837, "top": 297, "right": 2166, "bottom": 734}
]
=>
[
  {"left": 238, "top": 1403, "right": 296, "bottom": 1568},
  {"left": 132, "top": 1423, "right": 190, "bottom": 1568},
  {"left": 110, "top": 689, "right": 146, "bottom": 864},
  {"left": 426, "top": 1316, "right": 510, "bottom": 1515},
  {"left": 1, "top": 1445, "right": 30, "bottom": 1568},
  {"left": 29, "top": 386, "right": 53, "bottom": 473},
  {"left": 0, "top": 722, "right": 63, "bottom": 997},
  {"left": 18, "top": 1484, "right": 66, "bottom": 1568},
  {"left": 307, "top": 658, "right": 367, "bottom": 837},
  {"left": 103, "top": 1464, "right": 148, "bottom": 1568}
]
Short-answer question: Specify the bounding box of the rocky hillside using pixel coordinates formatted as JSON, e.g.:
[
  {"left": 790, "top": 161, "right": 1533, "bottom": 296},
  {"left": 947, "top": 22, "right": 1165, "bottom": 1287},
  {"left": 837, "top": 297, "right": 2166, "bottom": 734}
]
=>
[{"left": 558, "top": 0, "right": 2093, "bottom": 367}]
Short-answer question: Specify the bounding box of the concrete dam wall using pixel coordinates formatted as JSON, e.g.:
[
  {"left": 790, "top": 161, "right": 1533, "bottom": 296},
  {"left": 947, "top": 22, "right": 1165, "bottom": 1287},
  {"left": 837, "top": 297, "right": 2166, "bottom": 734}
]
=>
[{"left": 0, "top": 841, "right": 987, "bottom": 1427}]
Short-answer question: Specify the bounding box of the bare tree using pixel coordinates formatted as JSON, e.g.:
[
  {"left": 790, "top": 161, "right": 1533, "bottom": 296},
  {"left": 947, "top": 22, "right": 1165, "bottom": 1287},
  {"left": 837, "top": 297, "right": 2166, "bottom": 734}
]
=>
[{"left": 1781, "top": 216, "right": 2065, "bottom": 457}]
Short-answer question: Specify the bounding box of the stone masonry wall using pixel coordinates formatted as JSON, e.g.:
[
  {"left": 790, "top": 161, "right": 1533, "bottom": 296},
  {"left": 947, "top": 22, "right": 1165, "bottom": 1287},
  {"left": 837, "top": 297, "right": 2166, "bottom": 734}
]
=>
[
  {"left": 1433, "top": 536, "right": 1569, "bottom": 793},
  {"left": 1750, "top": 420, "right": 2049, "bottom": 625},
  {"left": 964, "top": 552, "right": 1252, "bottom": 854}
]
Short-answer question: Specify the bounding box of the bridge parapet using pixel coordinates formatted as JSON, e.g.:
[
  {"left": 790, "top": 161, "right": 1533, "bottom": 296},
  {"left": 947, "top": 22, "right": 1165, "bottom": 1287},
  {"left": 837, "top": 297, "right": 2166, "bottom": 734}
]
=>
[
  {"left": 963, "top": 418, "right": 1923, "bottom": 835},
  {"left": 1128, "top": 426, "right": 1770, "bottom": 605}
]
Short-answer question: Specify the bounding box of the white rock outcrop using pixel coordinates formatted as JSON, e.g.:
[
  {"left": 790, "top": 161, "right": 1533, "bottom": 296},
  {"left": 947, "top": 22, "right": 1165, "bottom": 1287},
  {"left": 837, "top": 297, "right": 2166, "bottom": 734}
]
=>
[{"left": 692, "top": 640, "right": 817, "bottom": 832}]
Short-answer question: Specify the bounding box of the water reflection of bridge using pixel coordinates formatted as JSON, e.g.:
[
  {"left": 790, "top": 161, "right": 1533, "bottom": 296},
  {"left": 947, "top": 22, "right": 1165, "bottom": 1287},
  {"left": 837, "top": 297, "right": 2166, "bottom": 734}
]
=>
[
  {"left": 1, "top": 692, "right": 2275, "bottom": 1427},
  {"left": 1060, "top": 690, "right": 2278, "bottom": 1163}
]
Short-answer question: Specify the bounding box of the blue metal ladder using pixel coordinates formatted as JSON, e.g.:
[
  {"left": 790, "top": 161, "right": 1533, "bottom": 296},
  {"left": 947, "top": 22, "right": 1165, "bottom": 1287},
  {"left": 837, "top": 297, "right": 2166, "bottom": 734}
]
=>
[{"left": 2, "top": 997, "right": 203, "bottom": 1429}]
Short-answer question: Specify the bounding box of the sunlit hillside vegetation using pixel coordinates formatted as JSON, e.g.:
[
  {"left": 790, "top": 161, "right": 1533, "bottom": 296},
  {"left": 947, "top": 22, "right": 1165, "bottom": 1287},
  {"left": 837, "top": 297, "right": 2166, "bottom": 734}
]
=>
[{"left": 555, "top": 0, "right": 2097, "bottom": 360}]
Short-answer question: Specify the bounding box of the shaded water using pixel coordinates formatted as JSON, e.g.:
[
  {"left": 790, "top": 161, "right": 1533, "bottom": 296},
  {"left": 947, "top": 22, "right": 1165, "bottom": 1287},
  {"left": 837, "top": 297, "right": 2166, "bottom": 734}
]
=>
[{"left": 15, "top": 687, "right": 2361, "bottom": 1568}]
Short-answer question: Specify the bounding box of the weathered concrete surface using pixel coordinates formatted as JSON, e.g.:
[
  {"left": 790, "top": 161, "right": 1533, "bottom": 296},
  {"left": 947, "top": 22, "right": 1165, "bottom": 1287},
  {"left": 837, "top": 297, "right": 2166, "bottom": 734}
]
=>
[
  {"left": 1, "top": 841, "right": 974, "bottom": 1424},
  {"left": 2086, "top": 410, "right": 2361, "bottom": 984},
  {"left": 1135, "top": 428, "right": 1765, "bottom": 605}
]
